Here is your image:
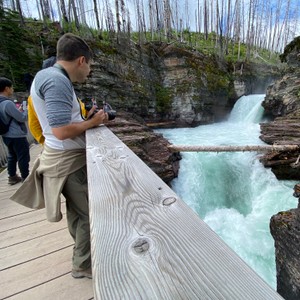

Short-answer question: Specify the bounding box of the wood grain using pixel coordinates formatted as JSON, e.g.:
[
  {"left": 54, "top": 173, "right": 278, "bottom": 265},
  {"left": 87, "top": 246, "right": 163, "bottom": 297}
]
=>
[{"left": 86, "top": 126, "right": 283, "bottom": 300}]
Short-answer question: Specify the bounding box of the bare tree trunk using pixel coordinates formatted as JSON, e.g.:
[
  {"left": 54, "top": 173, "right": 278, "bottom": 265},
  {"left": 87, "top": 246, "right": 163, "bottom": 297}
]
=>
[
  {"left": 92, "top": 0, "right": 100, "bottom": 30},
  {"left": 42, "top": 0, "right": 51, "bottom": 19},
  {"left": 173, "top": 0, "right": 179, "bottom": 37},
  {"left": 267, "top": 4, "right": 273, "bottom": 53},
  {"left": 77, "top": 0, "right": 87, "bottom": 25},
  {"left": 197, "top": 0, "right": 201, "bottom": 34},
  {"left": 224, "top": 0, "right": 231, "bottom": 55},
  {"left": 120, "top": 0, "right": 126, "bottom": 32},
  {"left": 163, "top": 0, "right": 172, "bottom": 41},
  {"left": 115, "top": 0, "right": 121, "bottom": 32},
  {"left": 69, "top": 0, "right": 80, "bottom": 30},
  {"left": 275, "top": 0, "right": 290, "bottom": 51},
  {"left": 184, "top": 0, "right": 189, "bottom": 29},
  {"left": 34, "top": 0, "right": 42, "bottom": 20},
  {"left": 148, "top": 0, "right": 153, "bottom": 39},
  {"left": 115, "top": 0, "right": 121, "bottom": 43},
  {"left": 154, "top": 0, "right": 161, "bottom": 40},
  {"left": 246, "top": 0, "right": 253, "bottom": 60},
  {"left": 55, "top": 0, "right": 62, "bottom": 22},
  {"left": 216, "top": 0, "right": 224, "bottom": 56},
  {"left": 15, "top": 0, "right": 24, "bottom": 25},
  {"left": 284, "top": 0, "right": 298, "bottom": 48},
  {"left": 180, "top": 18, "right": 183, "bottom": 42},
  {"left": 59, "top": 0, "right": 68, "bottom": 22},
  {"left": 271, "top": 0, "right": 283, "bottom": 52},
  {"left": 203, "top": 0, "right": 208, "bottom": 40},
  {"left": 8, "top": 0, "right": 16, "bottom": 10}
]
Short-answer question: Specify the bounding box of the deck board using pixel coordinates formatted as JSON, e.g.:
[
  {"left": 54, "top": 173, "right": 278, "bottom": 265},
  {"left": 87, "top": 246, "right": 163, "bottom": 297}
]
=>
[{"left": 0, "top": 144, "right": 94, "bottom": 300}]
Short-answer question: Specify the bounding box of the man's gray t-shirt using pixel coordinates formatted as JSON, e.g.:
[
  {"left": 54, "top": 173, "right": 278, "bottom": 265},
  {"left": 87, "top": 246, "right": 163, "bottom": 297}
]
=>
[{"left": 31, "top": 66, "right": 86, "bottom": 150}]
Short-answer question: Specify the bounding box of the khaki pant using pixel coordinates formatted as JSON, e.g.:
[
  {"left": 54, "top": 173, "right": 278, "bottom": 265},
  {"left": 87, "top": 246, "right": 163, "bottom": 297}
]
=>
[{"left": 62, "top": 166, "right": 91, "bottom": 270}]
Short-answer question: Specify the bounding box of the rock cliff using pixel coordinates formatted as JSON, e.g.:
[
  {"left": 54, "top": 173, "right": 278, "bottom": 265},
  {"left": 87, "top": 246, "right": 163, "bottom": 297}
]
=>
[
  {"left": 105, "top": 111, "right": 181, "bottom": 185},
  {"left": 270, "top": 186, "right": 300, "bottom": 300},
  {"left": 260, "top": 36, "right": 300, "bottom": 299},
  {"left": 76, "top": 41, "right": 279, "bottom": 127},
  {"left": 260, "top": 37, "right": 300, "bottom": 179}
]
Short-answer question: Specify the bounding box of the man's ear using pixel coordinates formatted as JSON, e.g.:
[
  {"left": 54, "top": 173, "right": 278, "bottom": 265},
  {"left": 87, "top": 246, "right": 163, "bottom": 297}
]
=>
[
  {"left": 78, "top": 56, "right": 85, "bottom": 65},
  {"left": 4, "top": 86, "right": 11, "bottom": 95}
]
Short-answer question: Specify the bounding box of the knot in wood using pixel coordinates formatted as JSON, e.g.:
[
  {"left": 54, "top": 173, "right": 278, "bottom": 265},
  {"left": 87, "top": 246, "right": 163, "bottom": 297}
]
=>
[
  {"left": 133, "top": 238, "right": 149, "bottom": 254},
  {"left": 163, "top": 197, "right": 177, "bottom": 206}
]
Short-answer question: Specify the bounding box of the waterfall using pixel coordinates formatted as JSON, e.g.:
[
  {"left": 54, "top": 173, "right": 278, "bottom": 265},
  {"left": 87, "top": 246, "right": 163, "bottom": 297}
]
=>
[{"left": 156, "top": 94, "right": 297, "bottom": 289}]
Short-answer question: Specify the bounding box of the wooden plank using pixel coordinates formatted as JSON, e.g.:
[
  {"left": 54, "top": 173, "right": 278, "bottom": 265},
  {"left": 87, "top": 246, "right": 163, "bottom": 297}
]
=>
[
  {"left": 0, "top": 182, "right": 23, "bottom": 194},
  {"left": 0, "top": 217, "right": 68, "bottom": 249},
  {"left": 0, "top": 203, "right": 34, "bottom": 219},
  {"left": 6, "top": 274, "right": 93, "bottom": 300},
  {"left": 86, "top": 126, "right": 283, "bottom": 300},
  {"left": 0, "top": 189, "right": 19, "bottom": 199},
  {"left": 0, "top": 228, "right": 73, "bottom": 270},
  {"left": 0, "top": 210, "right": 47, "bottom": 232},
  {"left": 0, "top": 143, "right": 91, "bottom": 300},
  {"left": 0, "top": 246, "right": 73, "bottom": 299},
  {"left": 0, "top": 205, "right": 66, "bottom": 232},
  {"left": 0, "top": 197, "right": 33, "bottom": 210}
]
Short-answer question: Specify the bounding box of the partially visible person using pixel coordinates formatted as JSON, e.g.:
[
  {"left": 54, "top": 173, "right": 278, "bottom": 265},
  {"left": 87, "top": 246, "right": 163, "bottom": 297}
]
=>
[
  {"left": 42, "top": 56, "right": 56, "bottom": 69},
  {"left": 23, "top": 73, "right": 34, "bottom": 92},
  {"left": 42, "top": 45, "right": 57, "bottom": 69},
  {"left": 0, "top": 77, "right": 30, "bottom": 185},
  {"left": 11, "top": 33, "right": 108, "bottom": 279},
  {"left": 28, "top": 48, "right": 87, "bottom": 145}
]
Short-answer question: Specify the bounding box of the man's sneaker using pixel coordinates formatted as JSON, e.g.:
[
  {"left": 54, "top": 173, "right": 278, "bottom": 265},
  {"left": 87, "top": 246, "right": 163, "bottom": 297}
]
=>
[
  {"left": 8, "top": 175, "right": 22, "bottom": 185},
  {"left": 71, "top": 267, "right": 92, "bottom": 279}
]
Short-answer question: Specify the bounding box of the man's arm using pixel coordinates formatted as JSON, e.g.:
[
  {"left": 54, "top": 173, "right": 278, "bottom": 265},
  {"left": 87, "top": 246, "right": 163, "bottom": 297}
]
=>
[
  {"left": 5, "top": 101, "right": 27, "bottom": 123},
  {"left": 52, "top": 109, "right": 107, "bottom": 140}
]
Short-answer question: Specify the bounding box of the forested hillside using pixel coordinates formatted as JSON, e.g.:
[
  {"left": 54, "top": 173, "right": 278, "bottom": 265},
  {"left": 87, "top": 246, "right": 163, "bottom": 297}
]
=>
[{"left": 2, "top": 0, "right": 298, "bottom": 93}]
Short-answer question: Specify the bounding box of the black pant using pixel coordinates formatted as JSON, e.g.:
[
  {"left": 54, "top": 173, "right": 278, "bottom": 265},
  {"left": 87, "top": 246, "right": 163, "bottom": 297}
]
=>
[{"left": 2, "top": 137, "right": 30, "bottom": 179}]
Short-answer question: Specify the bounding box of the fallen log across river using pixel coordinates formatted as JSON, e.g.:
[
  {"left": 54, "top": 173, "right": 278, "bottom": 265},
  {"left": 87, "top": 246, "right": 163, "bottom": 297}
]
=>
[{"left": 168, "top": 144, "right": 300, "bottom": 152}]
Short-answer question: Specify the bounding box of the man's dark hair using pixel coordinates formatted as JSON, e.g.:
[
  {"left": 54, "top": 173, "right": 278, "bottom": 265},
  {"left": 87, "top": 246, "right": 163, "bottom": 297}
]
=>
[
  {"left": 0, "top": 77, "right": 12, "bottom": 92},
  {"left": 56, "top": 33, "right": 93, "bottom": 63}
]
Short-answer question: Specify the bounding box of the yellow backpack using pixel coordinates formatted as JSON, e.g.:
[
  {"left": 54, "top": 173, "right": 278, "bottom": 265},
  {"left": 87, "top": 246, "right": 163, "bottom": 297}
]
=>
[{"left": 28, "top": 95, "right": 45, "bottom": 144}]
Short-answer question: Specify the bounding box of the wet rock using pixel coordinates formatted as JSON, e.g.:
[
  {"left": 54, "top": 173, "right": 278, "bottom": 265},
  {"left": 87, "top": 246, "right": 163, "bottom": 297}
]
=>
[
  {"left": 106, "top": 111, "right": 181, "bottom": 184},
  {"left": 260, "top": 36, "right": 300, "bottom": 180},
  {"left": 265, "top": 36, "right": 300, "bottom": 300},
  {"left": 270, "top": 205, "right": 300, "bottom": 300}
]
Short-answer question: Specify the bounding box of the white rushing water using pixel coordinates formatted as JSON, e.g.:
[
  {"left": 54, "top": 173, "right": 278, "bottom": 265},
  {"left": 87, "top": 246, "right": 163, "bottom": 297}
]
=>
[{"left": 156, "top": 94, "right": 297, "bottom": 289}]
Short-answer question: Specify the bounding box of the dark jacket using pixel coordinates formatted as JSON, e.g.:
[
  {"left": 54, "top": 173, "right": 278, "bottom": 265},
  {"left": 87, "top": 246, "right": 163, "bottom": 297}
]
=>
[{"left": 0, "top": 96, "right": 28, "bottom": 137}]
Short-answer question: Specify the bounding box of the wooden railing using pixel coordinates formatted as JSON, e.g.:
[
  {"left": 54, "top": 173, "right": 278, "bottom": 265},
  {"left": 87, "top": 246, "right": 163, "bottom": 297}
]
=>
[{"left": 86, "top": 125, "right": 284, "bottom": 300}]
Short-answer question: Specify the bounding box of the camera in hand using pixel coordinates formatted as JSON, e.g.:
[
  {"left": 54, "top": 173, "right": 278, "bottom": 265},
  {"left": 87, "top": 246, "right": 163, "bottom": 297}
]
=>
[
  {"left": 84, "top": 99, "right": 116, "bottom": 121},
  {"left": 103, "top": 102, "right": 116, "bottom": 120}
]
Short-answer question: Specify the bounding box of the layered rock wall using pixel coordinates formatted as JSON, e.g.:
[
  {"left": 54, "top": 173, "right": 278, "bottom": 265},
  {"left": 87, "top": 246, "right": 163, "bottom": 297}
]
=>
[
  {"left": 260, "top": 37, "right": 300, "bottom": 180},
  {"left": 270, "top": 202, "right": 300, "bottom": 300},
  {"left": 75, "top": 42, "right": 279, "bottom": 127},
  {"left": 260, "top": 36, "right": 300, "bottom": 299}
]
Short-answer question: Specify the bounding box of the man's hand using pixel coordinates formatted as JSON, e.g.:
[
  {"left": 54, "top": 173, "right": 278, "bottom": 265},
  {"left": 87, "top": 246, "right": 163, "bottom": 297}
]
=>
[
  {"left": 52, "top": 109, "right": 108, "bottom": 140},
  {"left": 89, "top": 109, "right": 108, "bottom": 127}
]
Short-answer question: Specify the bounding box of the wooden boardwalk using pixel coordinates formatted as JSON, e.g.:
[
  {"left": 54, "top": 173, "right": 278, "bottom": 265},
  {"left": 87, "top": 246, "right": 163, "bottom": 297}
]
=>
[
  {"left": 0, "top": 135, "right": 284, "bottom": 300},
  {"left": 0, "top": 144, "right": 93, "bottom": 300}
]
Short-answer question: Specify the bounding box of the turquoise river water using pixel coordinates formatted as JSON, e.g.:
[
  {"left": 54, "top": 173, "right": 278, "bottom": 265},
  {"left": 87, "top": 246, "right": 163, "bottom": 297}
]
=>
[{"left": 156, "top": 94, "right": 297, "bottom": 289}]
